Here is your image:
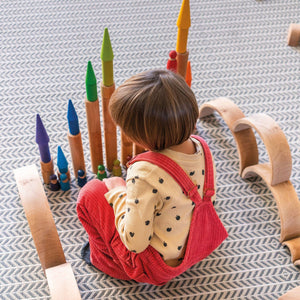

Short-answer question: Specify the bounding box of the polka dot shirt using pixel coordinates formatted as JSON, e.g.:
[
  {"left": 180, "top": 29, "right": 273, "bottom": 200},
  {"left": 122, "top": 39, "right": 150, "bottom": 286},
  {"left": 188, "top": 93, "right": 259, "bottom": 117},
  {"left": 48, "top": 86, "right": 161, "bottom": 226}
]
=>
[{"left": 105, "top": 137, "right": 216, "bottom": 266}]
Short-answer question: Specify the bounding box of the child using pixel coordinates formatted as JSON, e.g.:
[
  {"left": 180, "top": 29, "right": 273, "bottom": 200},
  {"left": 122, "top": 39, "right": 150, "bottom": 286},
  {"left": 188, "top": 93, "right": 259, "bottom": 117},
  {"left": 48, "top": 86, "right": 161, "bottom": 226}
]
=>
[{"left": 77, "top": 69, "right": 228, "bottom": 285}]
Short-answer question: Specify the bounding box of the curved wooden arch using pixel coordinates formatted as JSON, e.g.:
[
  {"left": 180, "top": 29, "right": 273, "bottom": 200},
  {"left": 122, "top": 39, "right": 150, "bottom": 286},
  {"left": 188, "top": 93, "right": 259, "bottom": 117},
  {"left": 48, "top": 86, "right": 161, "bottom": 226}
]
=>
[
  {"left": 199, "top": 97, "right": 259, "bottom": 176},
  {"left": 199, "top": 98, "right": 300, "bottom": 266},
  {"left": 233, "top": 113, "right": 292, "bottom": 186}
]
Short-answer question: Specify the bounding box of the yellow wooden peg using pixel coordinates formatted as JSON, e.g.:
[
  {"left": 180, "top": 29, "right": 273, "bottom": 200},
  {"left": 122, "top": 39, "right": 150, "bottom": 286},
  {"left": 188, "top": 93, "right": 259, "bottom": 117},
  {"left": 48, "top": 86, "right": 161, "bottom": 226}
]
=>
[{"left": 176, "top": 0, "right": 191, "bottom": 54}]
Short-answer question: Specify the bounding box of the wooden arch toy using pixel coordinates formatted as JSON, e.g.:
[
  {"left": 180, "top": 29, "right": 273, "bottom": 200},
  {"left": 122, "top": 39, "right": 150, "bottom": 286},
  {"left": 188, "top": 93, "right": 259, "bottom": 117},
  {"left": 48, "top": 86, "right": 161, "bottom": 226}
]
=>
[
  {"left": 199, "top": 98, "right": 259, "bottom": 176},
  {"left": 14, "top": 165, "right": 82, "bottom": 300},
  {"left": 199, "top": 98, "right": 300, "bottom": 265}
]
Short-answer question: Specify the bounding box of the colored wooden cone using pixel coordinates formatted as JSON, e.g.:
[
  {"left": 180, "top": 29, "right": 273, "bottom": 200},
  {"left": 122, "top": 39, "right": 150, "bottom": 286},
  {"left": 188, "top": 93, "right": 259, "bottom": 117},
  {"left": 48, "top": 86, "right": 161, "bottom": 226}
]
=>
[
  {"left": 85, "top": 61, "right": 103, "bottom": 173},
  {"left": 176, "top": 0, "right": 190, "bottom": 54},
  {"left": 185, "top": 60, "right": 192, "bottom": 87},
  {"left": 101, "top": 28, "right": 114, "bottom": 87},
  {"left": 67, "top": 100, "right": 85, "bottom": 177}
]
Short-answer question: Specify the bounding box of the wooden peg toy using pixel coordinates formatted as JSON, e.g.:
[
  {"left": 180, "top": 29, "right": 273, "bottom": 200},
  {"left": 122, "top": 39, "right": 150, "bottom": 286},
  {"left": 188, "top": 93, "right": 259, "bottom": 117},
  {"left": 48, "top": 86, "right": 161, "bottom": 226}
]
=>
[
  {"left": 97, "top": 164, "right": 107, "bottom": 180},
  {"left": 77, "top": 169, "right": 87, "bottom": 187},
  {"left": 112, "top": 159, "right": 122, "bottom": 177},
  {"left": 50, "top": 174, "right": 60, "bottom": 191},
  {"left": 166, "top": 50, "right": 177, "bottom": 73},
  {"left": 60, "top": 173, "right": 70, "bottom": 191}
]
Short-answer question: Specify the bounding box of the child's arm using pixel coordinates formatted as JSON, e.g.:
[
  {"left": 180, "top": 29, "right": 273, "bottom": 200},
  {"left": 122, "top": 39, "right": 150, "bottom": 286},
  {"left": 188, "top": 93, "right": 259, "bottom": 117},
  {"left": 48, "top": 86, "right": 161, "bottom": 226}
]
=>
[{"left": 104, "top": 166, "right": 162, "bottom": 253}]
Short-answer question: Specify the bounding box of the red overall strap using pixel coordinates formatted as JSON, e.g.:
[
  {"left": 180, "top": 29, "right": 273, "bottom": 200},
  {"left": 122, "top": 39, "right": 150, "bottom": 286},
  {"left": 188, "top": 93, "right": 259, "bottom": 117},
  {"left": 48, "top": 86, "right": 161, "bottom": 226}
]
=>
[
  {"left": 191, "top": 135, "right": 215, "bottom": 201},
  {"left": 128, "top": 136, "right": 215, "bottom": 202}
]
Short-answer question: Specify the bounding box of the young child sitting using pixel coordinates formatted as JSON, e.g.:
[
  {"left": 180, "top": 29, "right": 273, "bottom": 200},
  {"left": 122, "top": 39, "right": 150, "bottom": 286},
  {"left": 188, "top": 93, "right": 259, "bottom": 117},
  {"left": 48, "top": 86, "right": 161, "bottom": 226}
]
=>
[{"left": 77, "top": 69, "right": 228, "bottom": 285}]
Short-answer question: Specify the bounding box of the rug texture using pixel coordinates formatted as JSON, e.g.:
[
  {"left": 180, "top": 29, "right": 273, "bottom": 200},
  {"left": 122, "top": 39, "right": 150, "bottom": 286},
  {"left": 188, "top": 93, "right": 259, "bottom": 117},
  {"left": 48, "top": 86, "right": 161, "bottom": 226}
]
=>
[{"left": 1, "top": 0, "right": 300, "bottom": 299}]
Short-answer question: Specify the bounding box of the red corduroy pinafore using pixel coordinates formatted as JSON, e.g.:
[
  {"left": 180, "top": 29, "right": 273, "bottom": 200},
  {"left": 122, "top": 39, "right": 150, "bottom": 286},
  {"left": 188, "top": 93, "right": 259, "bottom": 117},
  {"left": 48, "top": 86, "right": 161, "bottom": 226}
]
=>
[{"left": 77, "top": 135, "right": 228, "bottom": 285}]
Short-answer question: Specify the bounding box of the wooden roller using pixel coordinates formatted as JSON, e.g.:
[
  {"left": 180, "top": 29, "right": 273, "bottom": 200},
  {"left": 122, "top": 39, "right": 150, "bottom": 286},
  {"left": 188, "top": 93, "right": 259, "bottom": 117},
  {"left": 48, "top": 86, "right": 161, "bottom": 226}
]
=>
[{"left": 199, "top": 97, "right": 259, "bottom": 175}]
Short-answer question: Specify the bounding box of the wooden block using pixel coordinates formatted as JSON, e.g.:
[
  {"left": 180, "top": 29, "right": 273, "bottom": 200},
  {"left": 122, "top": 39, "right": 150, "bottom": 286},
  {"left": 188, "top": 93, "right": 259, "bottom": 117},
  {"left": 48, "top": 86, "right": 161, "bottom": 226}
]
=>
[
  {"left": 287, "top": 24, "right": 300, "bottom": 47},
  {"left": 45, "top": 263, "right": 81, "bottom": 300},
  {"left": 14, "top": 165, "right": 66, "bottom": 271}
]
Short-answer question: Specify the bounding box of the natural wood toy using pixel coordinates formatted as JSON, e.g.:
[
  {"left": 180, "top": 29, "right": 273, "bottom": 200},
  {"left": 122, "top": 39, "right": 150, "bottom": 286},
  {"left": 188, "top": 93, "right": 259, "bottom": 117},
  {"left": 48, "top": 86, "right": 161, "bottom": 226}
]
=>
[
  {"left": 35, "top": 114, "right": 54, "bottom": 184},
  {"left": 14, "top": 165, "right": 81, "bottom": 299},
  {"left": 121, "top": 131, "right": 133, "bottom": 165},
  {"left": 101, "top": 28, "right": 118, "bottom": 171},
  {"left": 199, "top": 98, "right": 300, "bottom": 266},
  {"left": 176, "top": 0, "right": 190, "bottom": 78},
  {"left": 287, "top": 23, "right": 300, "bottom": 47},
  {"left": 199, "top": 98, "right": 259, "bottom": 176},
  {"left": 67, "top": 99, "right": 86, "bottom": 178},
  {"left": 85, "top": 61, "right": 103, "bottom": 174}
]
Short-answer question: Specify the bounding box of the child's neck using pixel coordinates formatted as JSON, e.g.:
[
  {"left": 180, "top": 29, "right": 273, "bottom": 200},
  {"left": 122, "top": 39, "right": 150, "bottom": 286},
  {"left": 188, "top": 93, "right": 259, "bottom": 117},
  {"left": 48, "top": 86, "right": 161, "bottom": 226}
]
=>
[{"left": 169, "top": 139, "right": 196, "bottom": 154}]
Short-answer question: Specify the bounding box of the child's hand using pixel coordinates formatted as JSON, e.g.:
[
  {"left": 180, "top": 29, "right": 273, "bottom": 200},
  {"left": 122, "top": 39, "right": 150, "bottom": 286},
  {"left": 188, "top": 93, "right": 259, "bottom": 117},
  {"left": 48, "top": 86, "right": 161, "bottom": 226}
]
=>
[{"left": 103, "top": 177, "right": 126, "bottom": 190}]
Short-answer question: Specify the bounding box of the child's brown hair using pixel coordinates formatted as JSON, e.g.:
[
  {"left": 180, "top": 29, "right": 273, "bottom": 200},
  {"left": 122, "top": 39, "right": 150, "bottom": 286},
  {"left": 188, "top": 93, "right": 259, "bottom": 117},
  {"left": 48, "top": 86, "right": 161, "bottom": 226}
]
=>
[{"left": 109, "top": 69, "right": 199, "bottom": 151}]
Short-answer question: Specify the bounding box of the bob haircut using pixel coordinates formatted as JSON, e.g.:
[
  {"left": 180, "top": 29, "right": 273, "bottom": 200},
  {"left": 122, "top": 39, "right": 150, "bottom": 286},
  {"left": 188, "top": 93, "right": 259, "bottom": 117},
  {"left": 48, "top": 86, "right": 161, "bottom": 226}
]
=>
[{"left": 109, "top": 69, "right": 199, "bottom": 151}]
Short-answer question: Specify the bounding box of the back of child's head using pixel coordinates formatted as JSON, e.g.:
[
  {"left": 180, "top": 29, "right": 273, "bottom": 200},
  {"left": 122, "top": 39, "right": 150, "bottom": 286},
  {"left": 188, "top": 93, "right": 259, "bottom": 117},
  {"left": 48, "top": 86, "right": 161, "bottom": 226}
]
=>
[{"left": 109, "top": 69, "right": 199, "bottom": 151}]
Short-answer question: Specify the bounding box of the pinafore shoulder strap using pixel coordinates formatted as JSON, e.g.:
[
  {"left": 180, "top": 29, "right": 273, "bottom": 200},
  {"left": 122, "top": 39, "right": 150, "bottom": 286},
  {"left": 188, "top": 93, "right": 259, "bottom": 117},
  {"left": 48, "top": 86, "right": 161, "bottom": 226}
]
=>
[{"left": 127, "top": 135, "right": 215, "bottom": 203}]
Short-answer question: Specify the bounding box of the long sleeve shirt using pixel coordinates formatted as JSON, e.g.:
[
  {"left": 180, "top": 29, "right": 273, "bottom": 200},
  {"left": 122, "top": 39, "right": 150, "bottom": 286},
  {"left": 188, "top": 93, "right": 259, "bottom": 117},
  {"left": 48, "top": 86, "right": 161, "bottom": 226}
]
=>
[{"left": 105, "top": 137, "right": 216, "bottom": 266}]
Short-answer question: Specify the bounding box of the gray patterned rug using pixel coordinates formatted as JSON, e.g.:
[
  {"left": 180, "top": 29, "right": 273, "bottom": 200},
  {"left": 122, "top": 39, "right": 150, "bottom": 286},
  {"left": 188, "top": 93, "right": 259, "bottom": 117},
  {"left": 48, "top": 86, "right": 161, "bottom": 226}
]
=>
[{"left": 1, "top": 0, "right": 300, "bottom": 299}]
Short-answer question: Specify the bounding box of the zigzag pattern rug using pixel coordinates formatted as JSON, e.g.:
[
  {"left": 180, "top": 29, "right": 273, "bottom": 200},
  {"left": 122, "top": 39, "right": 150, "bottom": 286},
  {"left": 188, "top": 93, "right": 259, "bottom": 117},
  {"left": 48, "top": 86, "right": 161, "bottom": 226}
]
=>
[{"left": 1, "top": 0, "right": 300, "bottom": 299}]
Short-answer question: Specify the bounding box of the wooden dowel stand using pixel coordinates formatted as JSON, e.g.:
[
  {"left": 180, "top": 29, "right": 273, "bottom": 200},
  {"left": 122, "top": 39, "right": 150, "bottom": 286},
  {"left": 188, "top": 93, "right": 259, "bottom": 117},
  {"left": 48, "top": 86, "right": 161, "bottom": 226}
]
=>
[
  {"left": 176, "top": 50, "right": 189, "bottom": 78},
  {"left": 121, "top": 131, "right": 133, "bottom": 166},
  {"left": 85, "top": 98, "right": 103, "bottom": 174},
  {"left": 40, "top": 159, "right": 54, "bottom": 184},
  {"left": 68, "top": 132, "right": 86, "bottom": 177},
  {"left": 101, "top": 83, "right": 117, "bottom": 171}
]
